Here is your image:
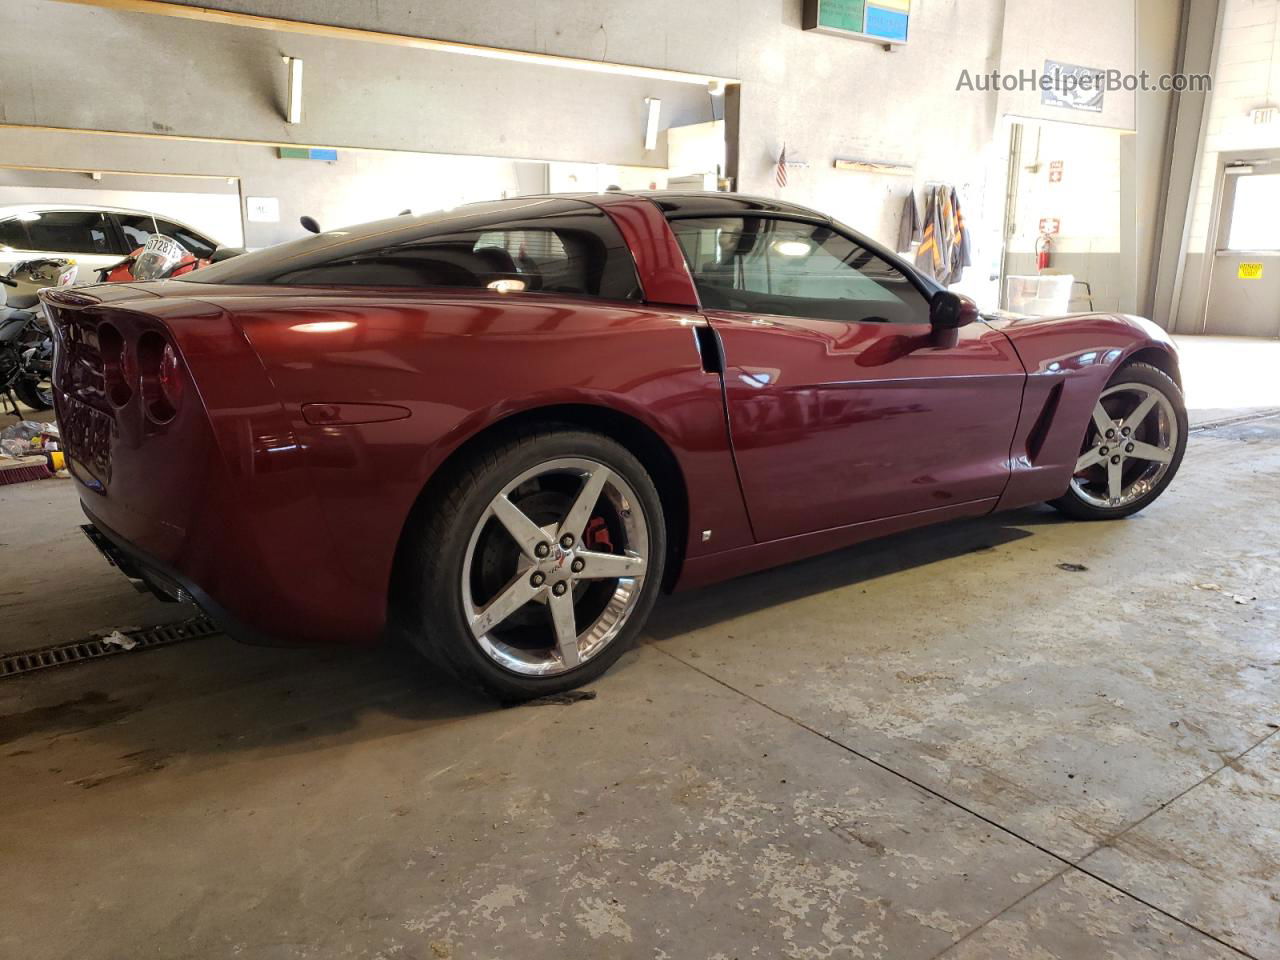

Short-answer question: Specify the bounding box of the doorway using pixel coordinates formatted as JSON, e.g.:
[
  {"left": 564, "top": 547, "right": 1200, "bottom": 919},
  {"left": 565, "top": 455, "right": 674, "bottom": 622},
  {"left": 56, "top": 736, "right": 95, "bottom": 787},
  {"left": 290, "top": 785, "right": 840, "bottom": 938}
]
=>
[{"left": 1203, "top": 153, "right": 1280, "bottom": 338}]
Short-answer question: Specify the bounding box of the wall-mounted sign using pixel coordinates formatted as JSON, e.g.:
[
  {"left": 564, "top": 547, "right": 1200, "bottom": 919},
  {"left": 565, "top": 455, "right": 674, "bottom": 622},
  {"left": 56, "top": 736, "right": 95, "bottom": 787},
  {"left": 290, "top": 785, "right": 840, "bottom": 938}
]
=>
[
  {"left": 1049, "top": 160, "right": 1064, "bottom": 183},
  {"left": 1238, "top": 262, "right": 1264, "bottom": 279},
  {"left": 1041, "top": 59, "right": 1105, "bottom": 113},
  {"left": 278, "top": 147, "right": 339, "bottom": 162},
  {"left": 803, "top": 0, "right": 910, "bottom": 45},
  {"left": 246, "top": 197, "right": 280, "bottom": 223},
  {"left": 1038, "top": 217, "right": 1061, "bottom": 236}
]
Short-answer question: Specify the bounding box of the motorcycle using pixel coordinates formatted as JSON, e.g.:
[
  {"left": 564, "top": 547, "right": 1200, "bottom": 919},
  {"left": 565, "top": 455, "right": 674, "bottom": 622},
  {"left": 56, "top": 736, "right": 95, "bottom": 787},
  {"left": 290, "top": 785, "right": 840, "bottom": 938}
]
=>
[
  {"left": 1, "top": 257, "right": 76, "bottom": 415},
  {"left": 97, "top": 233, "right": 245, "bottom": 283}
]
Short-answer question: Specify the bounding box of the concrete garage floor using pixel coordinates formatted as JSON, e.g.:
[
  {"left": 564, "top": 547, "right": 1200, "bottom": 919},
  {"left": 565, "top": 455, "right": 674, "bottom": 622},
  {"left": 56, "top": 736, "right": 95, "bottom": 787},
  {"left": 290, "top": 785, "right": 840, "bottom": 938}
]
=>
[{"left": 1, "top": 335, "right": 1278, "bottom": 959}]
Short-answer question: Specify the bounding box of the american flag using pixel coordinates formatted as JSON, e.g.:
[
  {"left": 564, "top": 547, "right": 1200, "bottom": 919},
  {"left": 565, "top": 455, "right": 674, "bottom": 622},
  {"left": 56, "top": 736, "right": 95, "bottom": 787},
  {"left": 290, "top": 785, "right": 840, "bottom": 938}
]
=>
[{"left": 775, "top": 144, "right": 788, "bottom": 189}]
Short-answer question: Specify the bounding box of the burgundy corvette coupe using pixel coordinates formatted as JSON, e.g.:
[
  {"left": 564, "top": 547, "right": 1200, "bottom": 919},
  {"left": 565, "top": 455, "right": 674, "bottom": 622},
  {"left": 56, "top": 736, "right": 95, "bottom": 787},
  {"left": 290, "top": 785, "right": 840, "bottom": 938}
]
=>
[{"left": 42, "top": 193, "right": 1186, "bottom": 699}]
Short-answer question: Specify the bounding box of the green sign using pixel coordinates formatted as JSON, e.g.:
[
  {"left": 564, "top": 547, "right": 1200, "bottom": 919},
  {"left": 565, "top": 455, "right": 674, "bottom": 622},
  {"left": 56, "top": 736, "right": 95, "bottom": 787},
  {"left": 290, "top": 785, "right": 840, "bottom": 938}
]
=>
[
  {"left": 803, "top": 0, "right": 909, "bottom": 44},
  {"left": 815, "top": 0, "right": 865, "bottom": 31}
]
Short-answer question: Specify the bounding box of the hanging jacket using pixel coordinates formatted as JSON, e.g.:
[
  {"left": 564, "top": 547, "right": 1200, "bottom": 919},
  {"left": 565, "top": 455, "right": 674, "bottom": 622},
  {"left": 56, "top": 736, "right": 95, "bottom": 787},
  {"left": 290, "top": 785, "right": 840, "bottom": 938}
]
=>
[
  {"left": 937, "top": 187, "right": 957, "bottom": 284},
  {"left": 915, "top": 186, "right": 953, "bottom": 282},
  {"left": 896, "top": 191, "right": 921, "bottom": 253},
  {"left": 950, "top": 187, "right": 972, "bottom": 283}
]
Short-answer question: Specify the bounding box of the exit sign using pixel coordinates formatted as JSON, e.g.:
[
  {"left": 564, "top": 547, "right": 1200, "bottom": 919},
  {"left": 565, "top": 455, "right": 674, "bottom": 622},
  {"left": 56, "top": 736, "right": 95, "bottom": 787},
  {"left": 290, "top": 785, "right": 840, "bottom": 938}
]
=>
[{"left": 803, "top": 0, "right": 910, "bottom": 45}]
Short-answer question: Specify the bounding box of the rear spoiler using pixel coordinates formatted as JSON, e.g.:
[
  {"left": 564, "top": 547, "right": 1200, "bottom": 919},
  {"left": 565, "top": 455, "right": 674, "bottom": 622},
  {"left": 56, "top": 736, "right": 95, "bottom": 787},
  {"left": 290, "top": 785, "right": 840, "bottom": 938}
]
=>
[{"left": 40, "top": 284, "right": 161, "bottom": 310}]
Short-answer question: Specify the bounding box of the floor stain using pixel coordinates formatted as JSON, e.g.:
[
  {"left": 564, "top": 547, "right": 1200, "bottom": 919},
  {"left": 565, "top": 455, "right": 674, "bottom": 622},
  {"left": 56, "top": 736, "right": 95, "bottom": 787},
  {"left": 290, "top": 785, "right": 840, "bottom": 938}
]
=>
[{"left": 0, "top": 691, "right": 139, "bottom": 745}]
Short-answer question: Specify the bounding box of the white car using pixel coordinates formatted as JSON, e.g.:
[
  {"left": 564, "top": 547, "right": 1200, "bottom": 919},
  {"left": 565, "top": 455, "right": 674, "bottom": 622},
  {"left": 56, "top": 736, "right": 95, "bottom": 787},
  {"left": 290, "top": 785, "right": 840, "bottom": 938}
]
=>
[{"left": 0, "top": 204, "right": 221, "bottom": 281}]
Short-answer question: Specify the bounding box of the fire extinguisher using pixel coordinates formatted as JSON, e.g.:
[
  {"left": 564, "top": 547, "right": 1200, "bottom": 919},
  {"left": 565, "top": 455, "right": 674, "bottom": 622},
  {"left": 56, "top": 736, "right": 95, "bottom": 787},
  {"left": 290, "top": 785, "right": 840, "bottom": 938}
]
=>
[{"left": 1036, "top": 233, "right": 1052, "bottom": 272}]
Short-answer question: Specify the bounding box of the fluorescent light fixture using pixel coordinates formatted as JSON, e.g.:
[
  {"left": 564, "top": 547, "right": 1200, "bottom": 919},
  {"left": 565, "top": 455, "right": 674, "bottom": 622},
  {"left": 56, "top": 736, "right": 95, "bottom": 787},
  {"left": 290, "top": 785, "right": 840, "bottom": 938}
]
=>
[
  {"left": 487, "top": 278, "right": 527, "bottom": 293},
  {"left": 289, "top": 320, "right": 356, "bottom": 333},
  {"left": 16, "top": 212, "right": 41, "bottom": 222},
  {"left": 285, "top": 56, "right": 304, "bottom": 124},
  {"left": 772, "top": 239, "right": 812, "bottom": 257},
  {"left": 644, "top": 97, "right": 661, "bottom": 151}
]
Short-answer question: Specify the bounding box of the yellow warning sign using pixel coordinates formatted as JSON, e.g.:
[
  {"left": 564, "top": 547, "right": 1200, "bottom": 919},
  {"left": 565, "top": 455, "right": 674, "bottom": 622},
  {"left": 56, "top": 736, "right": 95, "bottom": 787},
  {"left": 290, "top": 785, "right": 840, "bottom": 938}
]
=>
[{"left": 1238, "top": 262, "right": 1264, "bottom": 279}]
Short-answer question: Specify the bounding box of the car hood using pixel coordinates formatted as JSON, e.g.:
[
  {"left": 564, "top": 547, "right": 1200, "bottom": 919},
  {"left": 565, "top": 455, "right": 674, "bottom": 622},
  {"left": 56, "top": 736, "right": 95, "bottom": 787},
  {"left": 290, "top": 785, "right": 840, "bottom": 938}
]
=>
[{"left": 983, "top": 310, "right": 1175, "bottom": 348}]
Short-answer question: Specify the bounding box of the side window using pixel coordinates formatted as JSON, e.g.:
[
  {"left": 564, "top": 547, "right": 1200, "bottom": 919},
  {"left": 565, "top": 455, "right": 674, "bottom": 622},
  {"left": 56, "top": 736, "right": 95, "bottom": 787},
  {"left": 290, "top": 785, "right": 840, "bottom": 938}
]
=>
[
  {"left": 0, "top": 218, "right": 29, "bottom": 250},
  {"left": 22, "top": 211, "right": 118, "bottom": 256},
  {"left": 153, "top": 219, "right": 216, "bottom": 260},
  {"left": 270, "top": 209, "right": 641, "bottom": 301},
  {"left": 669, "top": 216, "right": 931, "bottom": 325},
  {"left": 116, "top": 214, "right": 157, "bottom": 250}
]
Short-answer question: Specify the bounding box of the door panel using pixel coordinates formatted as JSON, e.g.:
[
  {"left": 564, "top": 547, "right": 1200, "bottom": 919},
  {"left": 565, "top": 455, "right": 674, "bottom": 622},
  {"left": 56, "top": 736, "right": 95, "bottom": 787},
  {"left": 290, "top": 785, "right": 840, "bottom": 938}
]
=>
[
  {"left": 1205, "top": 163, "right": 1280, "bottom": 338},
  {"left": 1206, "top": 253, "right": 1280, "bottom": 337},
  {"left": 712, "top": 312, "right": 1026, "bottom": 542}
]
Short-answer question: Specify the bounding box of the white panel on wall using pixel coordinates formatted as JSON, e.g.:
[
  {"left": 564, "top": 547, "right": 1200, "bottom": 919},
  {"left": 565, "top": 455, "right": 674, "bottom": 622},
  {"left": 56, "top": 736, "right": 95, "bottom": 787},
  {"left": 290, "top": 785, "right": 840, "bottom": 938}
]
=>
[
  {"left": 997, "top": 0, "right": 1138, "bottom": 131},
  {"left": 667, "top": 120, "right": 726, "bottom": 178}
]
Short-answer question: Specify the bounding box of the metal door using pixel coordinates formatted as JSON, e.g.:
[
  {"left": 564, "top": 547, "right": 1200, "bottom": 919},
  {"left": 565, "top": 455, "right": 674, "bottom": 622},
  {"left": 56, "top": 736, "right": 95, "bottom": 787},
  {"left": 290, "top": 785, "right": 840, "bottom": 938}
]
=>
[{"left": 1204, "top": 159, "right": 1280, "bottom": 338}]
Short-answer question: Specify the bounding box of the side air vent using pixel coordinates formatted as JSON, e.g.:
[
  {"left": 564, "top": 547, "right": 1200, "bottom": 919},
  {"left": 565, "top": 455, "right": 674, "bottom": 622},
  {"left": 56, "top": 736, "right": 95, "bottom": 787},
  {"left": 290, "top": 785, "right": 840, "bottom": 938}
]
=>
[
  {"left": 693, "top": 325, "right": 724, "bottom": 375},
  {"left": 1025, "top": 382, "right": 1064, "bottom": 464}
]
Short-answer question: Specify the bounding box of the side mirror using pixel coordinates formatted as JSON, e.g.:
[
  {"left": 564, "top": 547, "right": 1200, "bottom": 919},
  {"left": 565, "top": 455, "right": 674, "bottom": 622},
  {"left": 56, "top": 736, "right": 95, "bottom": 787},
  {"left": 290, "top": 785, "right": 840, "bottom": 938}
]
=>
[
  {"left": 929, "top": 290, "right": 979, "bottom": 329},
  {"left": 300, "top": 216, "right": 321, "bottom": 234}
]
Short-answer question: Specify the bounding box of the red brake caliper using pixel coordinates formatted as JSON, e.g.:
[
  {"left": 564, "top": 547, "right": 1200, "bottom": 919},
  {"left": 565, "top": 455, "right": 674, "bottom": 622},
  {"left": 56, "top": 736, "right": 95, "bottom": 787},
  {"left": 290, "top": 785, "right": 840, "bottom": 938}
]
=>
[{"left": 585, "top": 516, "right": 613, "bottom": 552}]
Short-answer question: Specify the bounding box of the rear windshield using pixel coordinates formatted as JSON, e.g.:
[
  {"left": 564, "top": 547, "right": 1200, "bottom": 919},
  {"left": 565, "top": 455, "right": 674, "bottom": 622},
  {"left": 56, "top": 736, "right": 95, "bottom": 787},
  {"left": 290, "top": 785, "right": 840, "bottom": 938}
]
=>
[{"left": 186, "top": 197, "right": 641, "bottom": 301}]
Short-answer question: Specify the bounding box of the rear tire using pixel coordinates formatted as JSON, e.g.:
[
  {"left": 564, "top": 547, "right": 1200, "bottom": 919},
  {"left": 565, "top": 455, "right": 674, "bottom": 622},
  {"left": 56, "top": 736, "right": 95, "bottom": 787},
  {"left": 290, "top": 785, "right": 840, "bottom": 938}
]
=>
[
  {"left": 13, "top": 377, "right": 52, "bottom": 412},
  {"left": 401, "top": 427, "right": 666, "bottom": 701},
  {"left": 1049, "top": 362, "right": 1187, "bottom": 521}
]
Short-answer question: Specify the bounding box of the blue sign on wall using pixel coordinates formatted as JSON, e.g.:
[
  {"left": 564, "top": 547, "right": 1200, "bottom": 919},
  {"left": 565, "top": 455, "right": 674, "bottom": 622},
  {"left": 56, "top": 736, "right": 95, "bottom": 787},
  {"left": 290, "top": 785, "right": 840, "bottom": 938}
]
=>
[{"left": 864, "top": 4, "right": 909, "bottom": 42}]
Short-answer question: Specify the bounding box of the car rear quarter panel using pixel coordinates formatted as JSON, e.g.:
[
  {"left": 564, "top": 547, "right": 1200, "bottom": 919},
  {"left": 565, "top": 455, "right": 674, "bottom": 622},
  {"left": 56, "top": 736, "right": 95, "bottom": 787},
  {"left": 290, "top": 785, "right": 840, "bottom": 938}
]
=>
[
  {"left": 991, "top": 312, "right": 1180, "bottom": 509},
  {"left": 166, "top": 285, "right": 752, "bottom": 645}
]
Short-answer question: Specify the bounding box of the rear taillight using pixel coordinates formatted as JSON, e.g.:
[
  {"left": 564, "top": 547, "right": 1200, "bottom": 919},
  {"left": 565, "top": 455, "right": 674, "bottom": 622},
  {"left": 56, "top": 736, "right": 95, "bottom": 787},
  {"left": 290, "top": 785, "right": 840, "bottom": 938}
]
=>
[
  {"left": 159, "top": 341, "right": 183, "bottom": 409},
  {"left": 98, "top": 323, "right": 133, "bottom": 408},
  {"left": 138, "top": 331, "right": 182, "bottom": 423}
]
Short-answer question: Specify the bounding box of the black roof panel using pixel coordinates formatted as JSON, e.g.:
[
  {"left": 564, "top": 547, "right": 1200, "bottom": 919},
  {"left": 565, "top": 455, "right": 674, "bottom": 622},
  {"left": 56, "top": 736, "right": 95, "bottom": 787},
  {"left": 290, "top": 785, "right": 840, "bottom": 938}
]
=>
[{"left": 630, "top": 192, "right": 830, "bottom": 220}]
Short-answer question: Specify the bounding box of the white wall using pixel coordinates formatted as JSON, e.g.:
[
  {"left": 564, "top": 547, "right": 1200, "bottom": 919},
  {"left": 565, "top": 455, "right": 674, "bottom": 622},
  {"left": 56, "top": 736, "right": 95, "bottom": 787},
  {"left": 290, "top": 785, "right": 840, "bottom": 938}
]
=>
[
  {"left": 667, "top": 121, "right": 726, "bottom": 179},
  {"left": 547, "top": 163, "right": 667, "bottom": 194},
  {"left": 1188, "top": 0, "right": 1280, "bottom": 252},
  {"left": 997, "top": 0, "right": 1138, "bottom": 132}
]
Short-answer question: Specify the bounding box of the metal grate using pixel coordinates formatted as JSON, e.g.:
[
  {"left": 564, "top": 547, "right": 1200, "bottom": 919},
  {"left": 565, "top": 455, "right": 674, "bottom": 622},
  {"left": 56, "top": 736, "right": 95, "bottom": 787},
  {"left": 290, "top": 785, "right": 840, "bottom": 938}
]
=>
[{"left": 0, "top": 616, "right": 219, "bottom": 680}]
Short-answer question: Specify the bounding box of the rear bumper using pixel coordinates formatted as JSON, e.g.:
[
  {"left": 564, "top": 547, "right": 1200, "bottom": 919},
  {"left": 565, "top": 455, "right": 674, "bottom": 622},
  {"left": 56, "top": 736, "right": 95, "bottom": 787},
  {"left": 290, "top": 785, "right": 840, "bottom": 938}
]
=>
[
  {"left": 80, "top": 522, "right": 188, "bottom": 602},
  {"left": 82, "top": 508, "right": 277, "bottom": 647}
]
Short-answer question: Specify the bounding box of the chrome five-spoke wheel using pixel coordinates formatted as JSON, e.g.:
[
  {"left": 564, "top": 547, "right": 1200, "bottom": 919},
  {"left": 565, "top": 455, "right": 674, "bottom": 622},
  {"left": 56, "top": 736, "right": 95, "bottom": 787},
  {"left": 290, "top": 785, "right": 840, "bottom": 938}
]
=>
[
  {"left": 1070, "top": 381, "right": 1178, "bottom": 509},
  {"left": 462, "top": 457, "right": 650, "bottom": 677},
  {"left": 1050, "top": 363, "right": 1187, "bottom": 520}
]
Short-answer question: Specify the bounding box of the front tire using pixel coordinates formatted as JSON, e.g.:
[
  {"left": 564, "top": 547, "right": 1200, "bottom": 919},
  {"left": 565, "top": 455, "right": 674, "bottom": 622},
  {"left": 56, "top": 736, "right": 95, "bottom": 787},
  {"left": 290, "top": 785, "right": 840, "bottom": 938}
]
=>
[
  {"left": 403, "top": 427, "right": 666, "bottom": 701},
  {"left": 1049, "top": 362, "right": 1187, "bottom": 521},
  {"left": 14, "top": 377, "right": 52, "bottom": 412}
]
